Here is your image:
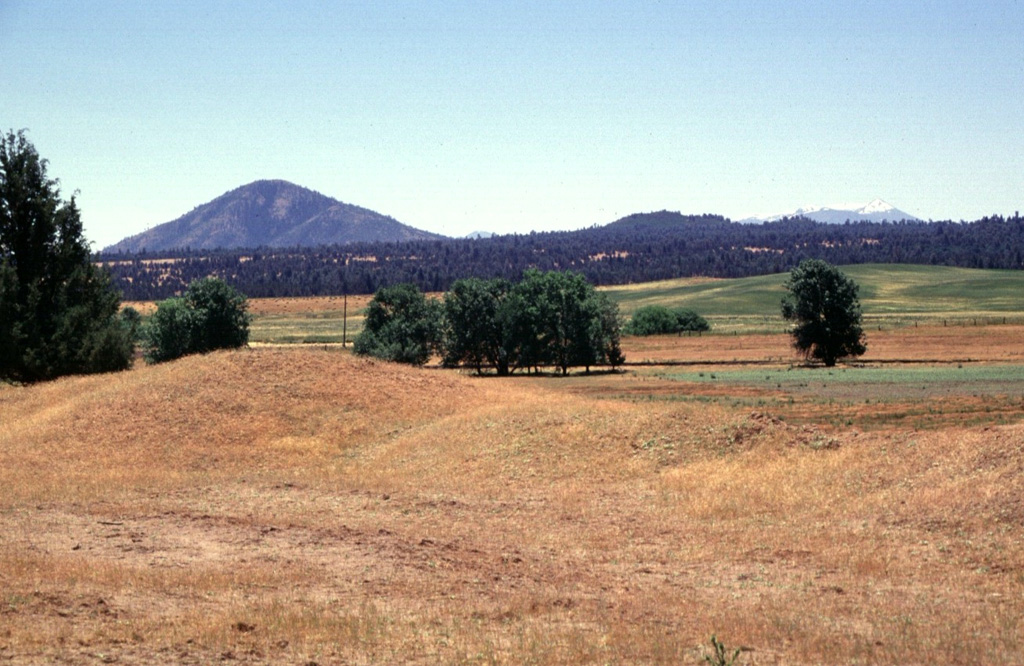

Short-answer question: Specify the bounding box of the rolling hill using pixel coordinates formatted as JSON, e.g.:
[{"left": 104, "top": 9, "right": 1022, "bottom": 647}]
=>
[
  {"left": 3, "top": 335, "right": 1022, "bottom": 663},
  {"left": 104, "top": 180, "right": 446, "bottom": 252}
]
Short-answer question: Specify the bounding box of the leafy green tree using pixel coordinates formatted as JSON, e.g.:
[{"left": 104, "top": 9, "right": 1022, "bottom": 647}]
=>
[
  {"left": 581, "top": 291, "right": 625, "bottom": 372},
  {"left": 781, "top": 259, "right": 866, "bottom": 367},
  {"left": 531, "top": 269, "right": 594, "bottom": 375},
  {"left": 442, "top": 277, "right": 514, "bottom": 375},
  {"left": 142, "top": 298, "right": 198, "bottom": 364},
  {"left": 501, "top": 269, "right": 549, "bottom": 373},
  {"left": 0, "top": 130, "right": 134, "bottom": 382},
  {"left": 627, "top": 305, "right": 678, "bottom": 335},
  {"left": 508, "top": 269, "right": 624, "bottom": 375},
  {"left": 354, "top": 283, "right": 441, "bottom": 365},
  {"left": 141, "top": 278, "right": 250, "bottom": 364}
]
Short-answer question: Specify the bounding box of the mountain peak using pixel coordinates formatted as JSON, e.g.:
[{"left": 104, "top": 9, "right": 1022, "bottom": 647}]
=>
[
  {"left": 104, "top": 181, "right": 446, "bottom": 252},
  {"left": 740, "top": 199, "right": 920, "bottom": 224},
  {"left": 857, "top": 198, "right": 895, "bottom": 214}
]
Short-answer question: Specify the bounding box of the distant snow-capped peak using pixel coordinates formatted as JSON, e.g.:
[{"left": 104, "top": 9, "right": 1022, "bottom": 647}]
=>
[
  {"left": 856, "top": 198, "right": 896, "bottom": 214},
  {"left": 741, "top": 199, "right": 918, "bottom": 224}
]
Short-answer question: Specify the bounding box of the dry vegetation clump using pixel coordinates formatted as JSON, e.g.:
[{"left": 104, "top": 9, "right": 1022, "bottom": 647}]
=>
[{"left": 1, "top": 342, "right": 1022, "bottom": 664}]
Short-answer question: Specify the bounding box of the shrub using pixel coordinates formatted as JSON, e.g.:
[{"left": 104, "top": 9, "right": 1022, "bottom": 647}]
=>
[
  {"left": 142, "top": 278, "right": 250, "bottom": 364},
  {"left": 627, "top": 305, "right": 710, "bottom": 336},
  {"left": 142, "top": 298, "right": 196, "bottom": 364}
]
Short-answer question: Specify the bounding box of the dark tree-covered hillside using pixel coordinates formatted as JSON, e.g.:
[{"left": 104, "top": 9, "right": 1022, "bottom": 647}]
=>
[{"left": 97, "top": 212, "right": 1024, "bottom": 300}]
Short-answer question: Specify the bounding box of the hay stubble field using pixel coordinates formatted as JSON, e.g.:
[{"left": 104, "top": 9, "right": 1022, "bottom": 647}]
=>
[{"left": 2, "top": 270, "right": 1023, "bottom": 664}]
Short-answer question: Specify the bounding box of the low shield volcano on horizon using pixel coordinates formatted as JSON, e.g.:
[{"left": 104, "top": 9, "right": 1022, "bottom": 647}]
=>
[{"left": 104, "top": 180, "right": 446, "bottom": 253}]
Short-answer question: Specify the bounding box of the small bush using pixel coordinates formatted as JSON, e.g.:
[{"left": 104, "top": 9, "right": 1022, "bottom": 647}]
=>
[{"left": 703, "top": 634, "right": 740, "bottom": 666}]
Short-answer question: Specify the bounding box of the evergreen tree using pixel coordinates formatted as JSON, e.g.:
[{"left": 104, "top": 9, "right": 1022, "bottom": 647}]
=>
[{"left": 0, "top": 130, "right": 133, "bottom": 382}]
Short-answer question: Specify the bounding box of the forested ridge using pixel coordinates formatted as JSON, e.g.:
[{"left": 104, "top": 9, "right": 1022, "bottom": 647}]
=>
[{"left": 97, "top": 212, "right": 1024, "bottom": 300}]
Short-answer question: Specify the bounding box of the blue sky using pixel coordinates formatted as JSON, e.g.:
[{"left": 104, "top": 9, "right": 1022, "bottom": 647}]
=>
[{"left": 2, "top": 1, "right": 1022, "bottom": 248}]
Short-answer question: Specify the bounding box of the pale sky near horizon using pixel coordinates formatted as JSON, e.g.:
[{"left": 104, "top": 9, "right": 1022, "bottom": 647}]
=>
[{"left": 2, "top": 1, "right": 1022, "bottom": 249}]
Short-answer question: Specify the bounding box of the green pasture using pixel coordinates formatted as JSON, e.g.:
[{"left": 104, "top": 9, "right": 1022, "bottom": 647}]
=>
[
  {"left": 246, "top": 264, "right": 1024, "bottom": 343},
  {"left": 602, "top": 264, "right": 1024, "bottom": 333},
  {"left": 640, "top": 363, "right": 1024, "bottom": 430}
]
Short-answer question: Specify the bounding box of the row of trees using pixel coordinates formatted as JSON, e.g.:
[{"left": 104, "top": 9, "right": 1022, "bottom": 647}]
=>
[
  {"left": 354, "top": 270, "right": 624, "bottom": 375},
  {"left": 99, "top": 212, "right": 1024, "bottom": 300},
  {"left": 352, "top": 259, "right": 868, "bottom": 372}
]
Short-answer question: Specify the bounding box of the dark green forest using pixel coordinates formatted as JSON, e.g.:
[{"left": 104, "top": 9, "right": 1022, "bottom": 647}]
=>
[{"left": 97, "top": 212, "right": 1024, "bottom": 300}]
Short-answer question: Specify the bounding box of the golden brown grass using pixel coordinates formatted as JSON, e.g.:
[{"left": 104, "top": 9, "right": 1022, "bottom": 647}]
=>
[{"left": 1, "top": 328, "right": 1023, "bottom": 664}]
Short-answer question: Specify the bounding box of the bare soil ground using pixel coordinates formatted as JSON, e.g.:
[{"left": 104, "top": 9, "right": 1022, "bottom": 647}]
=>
[
  {"left": 1, "top": 327, "right": 1023, "bottom": 664},
  {"left": 623, "top": 324, "right": 1024, "bottom": 365}
]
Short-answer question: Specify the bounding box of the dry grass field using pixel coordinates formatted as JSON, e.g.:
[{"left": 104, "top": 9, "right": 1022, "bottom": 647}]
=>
[{"left": 2, "top": 326, "right": 1023, "bottom": 664}]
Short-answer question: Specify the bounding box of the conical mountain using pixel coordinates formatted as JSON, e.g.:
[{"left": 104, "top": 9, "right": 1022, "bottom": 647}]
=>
[{"left": 105, "top": 180, "right": 445, "bottom": 252}]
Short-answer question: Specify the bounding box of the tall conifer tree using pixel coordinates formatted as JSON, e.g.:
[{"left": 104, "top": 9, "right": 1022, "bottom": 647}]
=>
[{"left": 0, "top": 130, "right": 134, "bottom": 382}]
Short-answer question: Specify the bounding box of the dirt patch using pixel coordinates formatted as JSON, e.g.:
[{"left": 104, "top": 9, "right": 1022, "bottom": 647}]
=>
[{"left": 621, "top": 324, "right": 1024, "bottom": 365}]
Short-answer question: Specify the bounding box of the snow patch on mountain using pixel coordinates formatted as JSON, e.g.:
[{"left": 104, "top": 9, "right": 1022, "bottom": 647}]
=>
[{"left": 858, "top": 198, "right": 896, "bottom": 214}]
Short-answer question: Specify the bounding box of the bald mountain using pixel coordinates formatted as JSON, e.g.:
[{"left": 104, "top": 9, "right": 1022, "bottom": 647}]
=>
[{"left": 104, "top": 180, "right": 445, "bottom": 252}]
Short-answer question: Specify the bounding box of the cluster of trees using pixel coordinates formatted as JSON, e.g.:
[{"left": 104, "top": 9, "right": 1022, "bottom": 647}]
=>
[
  {"left": 625, "top": 305, "right": 710, "bottom": 336},
  {"left": 1, "top": 131, "right": 251, "bottom": 382},
  {"left": 99, "top": 212, "right": 1024, "bottom": 300},
  {"left": 355, "top": 270, "right": 624, "bottom": 375}
]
